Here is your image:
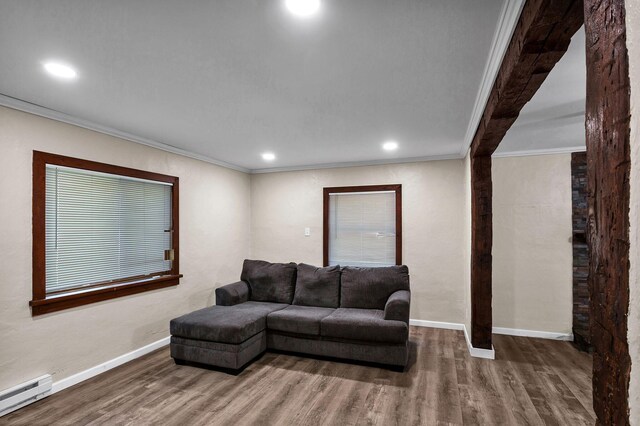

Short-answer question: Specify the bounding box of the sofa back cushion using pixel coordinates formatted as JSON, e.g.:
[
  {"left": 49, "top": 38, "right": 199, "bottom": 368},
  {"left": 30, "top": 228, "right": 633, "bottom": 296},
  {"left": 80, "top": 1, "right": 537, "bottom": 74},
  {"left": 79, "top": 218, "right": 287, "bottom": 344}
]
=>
[
  {"left": 241, "top": 259, "right": 297, "bottom": 304},
  {"left": 340, "top": 265, "right": 410, "bottom": 310},
  {"left": 292, "top": 263, "right": 341, "bottom": 308}
]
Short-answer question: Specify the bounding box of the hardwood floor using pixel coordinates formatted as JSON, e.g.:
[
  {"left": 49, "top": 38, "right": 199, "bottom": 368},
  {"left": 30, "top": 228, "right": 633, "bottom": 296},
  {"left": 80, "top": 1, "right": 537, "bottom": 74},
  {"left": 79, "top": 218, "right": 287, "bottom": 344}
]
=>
[{"left": 1, "top": 327, "right": 595, "bottom": 425}]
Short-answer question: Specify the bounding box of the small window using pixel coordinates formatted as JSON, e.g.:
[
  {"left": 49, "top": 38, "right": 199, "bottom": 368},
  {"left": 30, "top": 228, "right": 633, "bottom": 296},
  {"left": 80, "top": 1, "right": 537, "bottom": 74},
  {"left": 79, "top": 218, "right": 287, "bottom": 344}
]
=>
[
  {"left": 31, "top": 151, "right": 181, "bottom": 315},
  {"left": 323, "top": 185, "right": 402, "bottom": 267}
]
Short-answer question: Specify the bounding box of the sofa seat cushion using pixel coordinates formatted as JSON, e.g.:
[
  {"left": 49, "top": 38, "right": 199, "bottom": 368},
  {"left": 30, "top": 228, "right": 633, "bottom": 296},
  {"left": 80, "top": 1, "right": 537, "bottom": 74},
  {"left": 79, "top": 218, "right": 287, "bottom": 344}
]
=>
[
  {"left": 170, "top": 302, "right": 288, "bottom": 344},
  {"left": 267, "top": 305, "right": 335, "bottom": 336},
  {"left": 340, "top": 265, "right": 410, "bottom": 310},
  {"left": 241, "top": 259, "right": 298, "bottom": 304},
  {"left": 293, "top": 263, "right": 341, "bottom": 308},
  {"left": 320, "top": 308, "right": 408, "bottom": 344}
]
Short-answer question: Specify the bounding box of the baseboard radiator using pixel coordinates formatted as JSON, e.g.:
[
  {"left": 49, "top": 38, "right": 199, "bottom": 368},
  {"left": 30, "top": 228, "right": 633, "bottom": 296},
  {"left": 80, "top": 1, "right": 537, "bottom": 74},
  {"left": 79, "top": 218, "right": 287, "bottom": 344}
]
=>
[{"left": 0, "top": 375, "right": 52, "bottom": 417}]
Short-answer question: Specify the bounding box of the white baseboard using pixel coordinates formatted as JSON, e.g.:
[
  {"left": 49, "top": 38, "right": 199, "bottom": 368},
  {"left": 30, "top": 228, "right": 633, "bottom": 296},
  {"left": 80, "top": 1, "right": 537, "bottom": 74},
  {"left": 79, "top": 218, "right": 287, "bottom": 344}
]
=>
[
  {"left": 409, "top": 318, "right": 495, "bottom": 359},
  {"left": 15, "top": 324, "right": 574, "bottom": 398},
  {"left": 51, "top": 336, "right": 170, "bottom": 394},
  {"left": 409, "top": 319, "right": 464, "bottom": 330},
  {"left": 463, "top": 325, "right": 495, "bottom": 359},
  {"left": 410, "top": 319, "right": 574, "bottom": 341},
  {"left": 0, "top": 339, "right": 169, "bottom": 416},
  {"left": 492, "top": 327, "right": 573, "bottom": 341}
]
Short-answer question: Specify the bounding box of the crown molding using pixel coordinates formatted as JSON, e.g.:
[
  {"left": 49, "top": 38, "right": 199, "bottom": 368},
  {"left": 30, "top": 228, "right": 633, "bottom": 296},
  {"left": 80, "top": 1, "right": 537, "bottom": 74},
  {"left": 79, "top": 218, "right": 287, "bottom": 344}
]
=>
[
  {"left": 459, "top": 0, "right": 526, "bottom": 157},
  {"left": 2, "top": 94, "right": 583, "bottom": 174},
  {"left": 0, "top": 94, "right": 250, "bottom": 173},
  {"left": 251, "top": 144, "right": 586, "bottom": 174},
  {"left": 492, "top": 145, "right": 586, "bottom": 158},
  {"left": 249, "top": 153, "right": 462, "bottom": 174},
  {"left": 0, "top": 94, "right": 466, "bottom": 174}
]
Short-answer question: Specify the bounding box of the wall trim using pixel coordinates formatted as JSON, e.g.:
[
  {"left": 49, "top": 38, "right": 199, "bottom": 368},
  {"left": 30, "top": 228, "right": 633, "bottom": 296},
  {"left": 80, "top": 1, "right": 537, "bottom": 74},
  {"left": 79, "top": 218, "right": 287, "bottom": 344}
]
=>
[
  {"left": 17, "top": 323, "right": 572, "bottom": 394},
  {"left": 459, "top": 0, "right": 526, "bottom": 157},
  {"left": 409, "top": 318, "right": 495, "bottom": 359},
  {"left": 0, "top": 94, "right": 250, "bottom": 174},
  {"left": 51, "top": 336, "right": 170, "bottom": 394},
  {"left": 409, "top": 319, "right": 464, "bottom": 330},
  {"left": 492, "top": 327, "right": 574, "bottom": 341},
  {"left": 250, "top": 153, "right": 461, "bottom": 174},
  {"left": 1, "top": 94, "right": 584, "bottom": 175},
  {"left": 463, "top": 325, "right": 496, "bottom": 359},
  {"left": 492, "top": 146, "right": 586, "bottom": 158},
  {"left": 0, "top": 94, "right": 462, "bottom": 174},
  {"left": 253, "top": 146, "right": 588, "bottom": 174},
  {"left": 409, "top": 320, "right": 576, "bottom": 356}
]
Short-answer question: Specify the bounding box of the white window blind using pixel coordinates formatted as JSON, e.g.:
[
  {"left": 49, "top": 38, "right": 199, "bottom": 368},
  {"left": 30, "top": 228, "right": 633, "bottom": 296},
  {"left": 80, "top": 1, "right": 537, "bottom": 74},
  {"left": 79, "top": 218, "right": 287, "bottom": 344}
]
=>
[
  {"left": 328, "top": 191, "right": 396, "bottom": 267},
  {"left": 45, "top": 165, "right": 173, "bottom": 294}
]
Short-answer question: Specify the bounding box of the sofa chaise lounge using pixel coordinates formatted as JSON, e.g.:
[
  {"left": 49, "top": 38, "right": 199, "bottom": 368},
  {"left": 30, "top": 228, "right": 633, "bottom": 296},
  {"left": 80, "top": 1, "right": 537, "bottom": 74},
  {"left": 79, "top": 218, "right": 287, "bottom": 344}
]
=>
[{"left": 169, "top": 259, "right": 411, "bottom": 370}]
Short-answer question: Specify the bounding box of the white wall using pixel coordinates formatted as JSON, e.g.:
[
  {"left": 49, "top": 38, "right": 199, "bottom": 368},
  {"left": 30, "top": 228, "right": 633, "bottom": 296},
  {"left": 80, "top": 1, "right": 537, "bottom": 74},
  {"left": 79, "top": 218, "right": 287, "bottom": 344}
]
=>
[
  {"left": 0, "top": 107, "right": 580, "bottom": 393},
  {"left": 250, "top": 161, "right": 468, "bottom": 323},
  {"left": 491, "top": 154, "right": 573, "bottom": 334},
  {"left": 626, "top": 0, "right": 639, "bottom": 422},
  {"left": 250, "top": 153, "right": 574, "bottom": 331},
  {"left": 0, "top": 106, "right": 252, "bottom": 390}
]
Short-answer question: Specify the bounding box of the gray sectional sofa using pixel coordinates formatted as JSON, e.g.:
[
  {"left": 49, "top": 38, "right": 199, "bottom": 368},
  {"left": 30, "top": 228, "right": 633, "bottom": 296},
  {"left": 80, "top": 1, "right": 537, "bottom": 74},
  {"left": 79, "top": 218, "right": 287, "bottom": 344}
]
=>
[{"left": 169, "top": 259, "right": 411, "bottom": 370}]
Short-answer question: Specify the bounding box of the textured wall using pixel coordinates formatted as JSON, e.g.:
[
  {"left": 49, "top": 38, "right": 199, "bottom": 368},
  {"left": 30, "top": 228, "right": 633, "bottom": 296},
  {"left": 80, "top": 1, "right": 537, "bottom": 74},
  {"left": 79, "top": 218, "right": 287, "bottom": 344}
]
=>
[
  {"left": 0, "top": 106, "right": 252, "bottom": 390},
  {"left": 626, "top": 0, "right": 639, "bottom": 423},
  {"left": 250, "top": 160, "right": 468, "bottom": 323},
  {"left": 492, "top": 154, "right": 573, "bottom": 334}
]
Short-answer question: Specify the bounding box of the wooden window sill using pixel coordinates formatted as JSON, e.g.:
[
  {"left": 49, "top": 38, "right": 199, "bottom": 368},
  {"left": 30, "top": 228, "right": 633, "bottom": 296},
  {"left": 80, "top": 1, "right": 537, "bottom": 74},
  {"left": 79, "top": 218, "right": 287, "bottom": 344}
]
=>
[{"left": 29, "top": 274, "right": 183, "bottom": 316}]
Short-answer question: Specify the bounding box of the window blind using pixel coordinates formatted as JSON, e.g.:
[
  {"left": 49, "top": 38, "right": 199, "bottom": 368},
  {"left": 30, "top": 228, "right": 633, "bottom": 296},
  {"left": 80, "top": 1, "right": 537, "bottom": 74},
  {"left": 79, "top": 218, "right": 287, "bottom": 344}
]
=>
[
  {"left": 45, "top": 165, "right": 173, "bottom": 294},
  {"left": 328, "top": 191, "right": 396, "bottom": 267}
]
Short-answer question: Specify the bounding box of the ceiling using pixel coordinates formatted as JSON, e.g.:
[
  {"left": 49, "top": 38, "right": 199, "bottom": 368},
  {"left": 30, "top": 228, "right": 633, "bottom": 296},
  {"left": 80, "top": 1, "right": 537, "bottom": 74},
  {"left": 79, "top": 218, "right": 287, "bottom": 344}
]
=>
[{"left": 0, "top": 1, "right": 584, "bottom": 172}]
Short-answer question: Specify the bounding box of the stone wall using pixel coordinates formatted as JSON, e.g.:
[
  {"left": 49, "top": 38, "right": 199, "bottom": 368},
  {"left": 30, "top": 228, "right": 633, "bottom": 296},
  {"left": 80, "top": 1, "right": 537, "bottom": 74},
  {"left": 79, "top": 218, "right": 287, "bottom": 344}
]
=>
[{"left": 571, "top": 152, "right": 590, "bottom": 351}]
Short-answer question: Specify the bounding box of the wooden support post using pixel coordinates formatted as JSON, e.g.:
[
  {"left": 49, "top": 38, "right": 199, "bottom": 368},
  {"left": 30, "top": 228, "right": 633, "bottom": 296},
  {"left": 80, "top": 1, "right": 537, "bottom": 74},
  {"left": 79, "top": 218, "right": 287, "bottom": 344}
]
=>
[
  {"left": 467, "top": 0, "right": 583, "bottom": 350},
  {"left": 471, "top": 155, "right": 493, "bottom": 349},
  {"left": 584, "top": 0, "right": 632, "bottom": 423}
]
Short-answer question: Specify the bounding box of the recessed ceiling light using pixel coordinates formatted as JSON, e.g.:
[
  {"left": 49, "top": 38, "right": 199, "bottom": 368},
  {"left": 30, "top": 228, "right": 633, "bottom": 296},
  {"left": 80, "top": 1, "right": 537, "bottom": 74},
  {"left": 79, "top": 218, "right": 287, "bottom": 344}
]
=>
[
  {"left": 285, "top": 0, "right": 321, "bottom": 18},
  {"left": 262, "top": 152, "right": 276, "bottom": 161},
  {"left": 43, "top": 61, "right": 77, "bottom": 80},
  {"left": 382, "top": 141, "right": 399, "bottom": 151}
]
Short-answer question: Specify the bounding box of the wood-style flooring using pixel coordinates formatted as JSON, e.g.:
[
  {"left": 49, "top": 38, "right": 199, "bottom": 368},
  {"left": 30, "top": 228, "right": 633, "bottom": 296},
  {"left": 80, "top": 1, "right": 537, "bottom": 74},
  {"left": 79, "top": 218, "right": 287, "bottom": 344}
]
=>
[{"left": 1, "top": 327, "right": 595, "bottom": 425}]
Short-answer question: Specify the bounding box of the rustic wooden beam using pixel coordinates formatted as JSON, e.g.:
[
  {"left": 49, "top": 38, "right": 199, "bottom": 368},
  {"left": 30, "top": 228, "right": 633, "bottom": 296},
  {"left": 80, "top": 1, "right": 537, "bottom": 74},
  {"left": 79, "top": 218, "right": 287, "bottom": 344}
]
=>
[
  {"left": 468, "top": 0, "right": 584, "bottom": 350},
  {"left": 470, "top": 0, "right": 584, "bottom": 158},
  {"left": 584, "top": 0, "right": 632, "bottom": 423},
  {"left": 470, "top": 155, "right": 492, "bottom": 349}
]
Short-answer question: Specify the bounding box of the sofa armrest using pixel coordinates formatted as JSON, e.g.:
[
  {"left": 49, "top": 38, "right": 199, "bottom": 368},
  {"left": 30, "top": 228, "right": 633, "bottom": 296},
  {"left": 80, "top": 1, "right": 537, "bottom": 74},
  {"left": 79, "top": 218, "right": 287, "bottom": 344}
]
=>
[
  {"left": 215, "top": 281, "right": 250, "bottom": 306},
  {"left": 384, "top": 290, "right": 410, "bottom": 324}
]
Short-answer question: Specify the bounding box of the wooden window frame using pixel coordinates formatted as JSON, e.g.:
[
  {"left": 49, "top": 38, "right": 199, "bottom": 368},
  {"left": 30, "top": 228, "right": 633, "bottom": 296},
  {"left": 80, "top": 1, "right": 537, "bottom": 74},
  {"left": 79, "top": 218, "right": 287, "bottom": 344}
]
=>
[
  {"left": 323, "top": 184, "right": 402, "bottom": 267},
  {"left": 31, "top": 151, "right": 181, "bottom": 316}
]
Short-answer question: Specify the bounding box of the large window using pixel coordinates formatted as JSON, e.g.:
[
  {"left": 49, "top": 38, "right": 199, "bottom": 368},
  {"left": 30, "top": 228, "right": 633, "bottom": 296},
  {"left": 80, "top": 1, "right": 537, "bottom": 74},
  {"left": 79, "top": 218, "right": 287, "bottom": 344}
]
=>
[
  {"left": 323, "top": 185, "right": 402, "bottom": 267},
  {"left": 31, "top": 151, "right": 181, "bottom": 315}
]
